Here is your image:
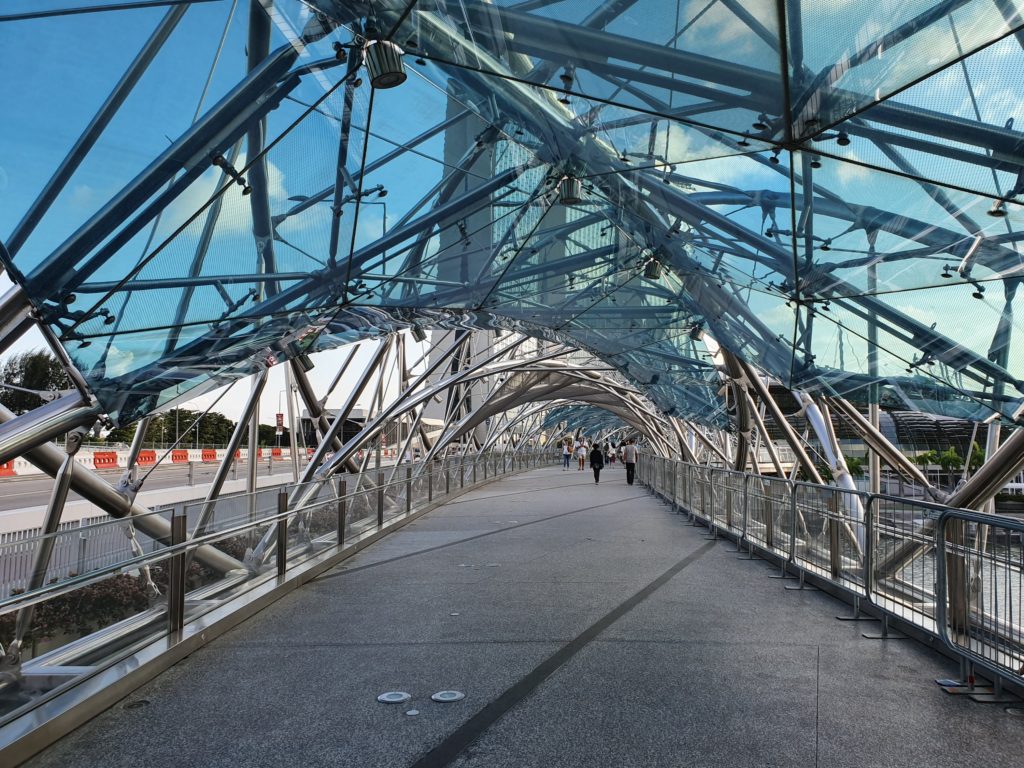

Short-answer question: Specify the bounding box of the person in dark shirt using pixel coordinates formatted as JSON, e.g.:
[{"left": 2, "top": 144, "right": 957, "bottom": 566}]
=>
[{"left": 589, "top": 443, "right": 605, "bottom": 484}]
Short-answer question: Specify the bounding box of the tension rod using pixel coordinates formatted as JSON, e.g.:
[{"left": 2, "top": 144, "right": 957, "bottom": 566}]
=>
[{"left": 211, "top": 154, "right": 251, "bottom": 195}]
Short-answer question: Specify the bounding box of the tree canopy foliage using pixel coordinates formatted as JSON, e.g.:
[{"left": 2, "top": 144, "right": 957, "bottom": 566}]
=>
[
  {"left": 3, "top": 351, "right": 290, "bottom": 447},
  {"left": 0, "top": 350, "right": 70, "bottom": 415},
  {"left": 105, "top": 408, "right": 290, "bottom": 447}
]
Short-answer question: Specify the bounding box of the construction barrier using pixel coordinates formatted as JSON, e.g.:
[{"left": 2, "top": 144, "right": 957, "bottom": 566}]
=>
[
  {"left": 271, "top": 448, "right": 282, "bottom": 459},
  {"left": 0, "top": 461, "right": 14, "bottom": 477},
  {"left": 137, "top": 450, "right": 156, "bottom": 466},
  {"left": 171, "top": 450, "right": 189, "bottom": 464},
  {"left": 201, "top": 449, "right": 217, "bottom": 462},
  {"left": 92, "top": 452, "right": 119, "bottom": 469},
  {"left": 13, "top": 459, "right": 39, "bottom": 476}
]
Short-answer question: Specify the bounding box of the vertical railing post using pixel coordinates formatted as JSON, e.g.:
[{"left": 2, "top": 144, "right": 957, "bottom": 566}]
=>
[
  {"left": 405, "top": 465, "right": 412, "bottom": 515},
  {"left": 828, "top": 492, "right": 841, "bottom": 579},
  {"left": 460, "top": 458, "right": 465, "bottom": 488},
  {"left": 787, "top": 483, "right": 798, "bottom": 563},
  {"left": 337, "top": 479, "right": 347, "bottom": 546},
  {"left": 725, "top": 485, "right": 733, "bottom": 529},
  {"left": 428, "top": 464, "right": 434, "bottom": 502},
  {"left": 377, "top": 470, "right": 385, "bottom": 527},
  {"left": 667, "top": 462, "right": 675, "bottom": 512},
  {"left": 738, "top": 473, "right": 750, "bottom": 554},
  {"left": 484, "top": 455, "right": 488, "bottom": 480},
  {"left": 167, "top": 509, "right": 186, "bottom": 635},
  {"left": 77, "top": 525, "right": 88, "bottom": 575},
  {"left": 276, "top": 489, "right": 288, "bottom": 576},
  {"left": 472, "top": 458, "right": 478, "bottom": 485},
  {"left": 188, "top": 461, "right": 195, "bottom": 486},
  {"left": 945, "top": 515, "right": 970, "bottom": 638},
  {"left": 445, "top": 460, "right": 451, "bottom": 495},
  {"left": 864, "top": 495, "right": 875, "bottom": 602}
]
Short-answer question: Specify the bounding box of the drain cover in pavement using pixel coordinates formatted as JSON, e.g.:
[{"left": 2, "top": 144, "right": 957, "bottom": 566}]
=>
[
  {"left": 431, "top": 690, "right": 465, "bottom": 703},
  {"left": 377, "top": 691, "right": 411, "bottom": 704}
]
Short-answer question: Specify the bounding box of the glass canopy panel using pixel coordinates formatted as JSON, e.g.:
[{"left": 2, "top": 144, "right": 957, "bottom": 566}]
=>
[
  {"left": 372, "top": 0, "right": 785, "bottom": 140},
  {"left": 539, "top": 404, "right": 628, "bottom": 436},
  {"left": 5, "top": 0, "right": 1024, "bottom": 430},
  {"left": 793, "top": 0, "right": 1024, "bottom": 133},
  {"left": 0, "top": 4, "right": 206, "bottom": 276},
  {"left": 1, "top": 7, "right": 377, "bottom": 423},
  {"left": 794, "top": 154, "right": 1024, "bottom": 298},
  {"left": 69, "top": 305, "right": 340, "bottom": 424},
  {"left": 821, "top": 33, "right": 1024, "bottom": 202}
]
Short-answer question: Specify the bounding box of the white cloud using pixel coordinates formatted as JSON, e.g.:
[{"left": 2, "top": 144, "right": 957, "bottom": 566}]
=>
[{"left": 154, "top": 153, "right": 290, "bottom": 242}]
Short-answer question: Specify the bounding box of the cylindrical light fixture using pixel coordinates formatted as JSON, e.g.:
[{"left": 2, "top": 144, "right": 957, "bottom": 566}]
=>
[
  {"left": 559, "top": 176, "right": 582, "bottom": 204},
  {"left": 644, "top": 259, "right": 662, "bottom": 280},
  {"left": 411, "top": 325, "right": 427, "bottom": 342},
  {"left": 364, "top": 40, "right": 406, "bottom": 89}
]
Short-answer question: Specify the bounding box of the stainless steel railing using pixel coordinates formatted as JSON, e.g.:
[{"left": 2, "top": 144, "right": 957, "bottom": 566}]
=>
[
  {"left": 639, "top": 454, "right": 1024, "bottom": 689},
  {"left": 0, "top": 451, "right": 545, "bottom": 732}
]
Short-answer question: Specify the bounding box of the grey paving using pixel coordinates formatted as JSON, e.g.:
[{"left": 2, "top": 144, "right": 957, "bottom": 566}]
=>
[{"left": 25, "top": 465, "right": 1024, "bottom": 768}]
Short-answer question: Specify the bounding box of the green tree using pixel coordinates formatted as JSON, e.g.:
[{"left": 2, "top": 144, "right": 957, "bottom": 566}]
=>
[
  {"left": 845, "top": 456, "right": 865, "bottom": 476},
  {"left": 198, "top": 412, "right": 236, "bottom": 445},
  {"left": 258, "top": 423, "right": 290, "bottom": 446},
  {"left": 912, "top": 450, "right": 938, "bottom": 468},
  {"left": 936, "top": 447, "right": 964, "bottom": 473},
  {"left": 107, "top": 409, "right": 240, "bottom": 447},
  {"left": 108, "top": 410, "right": 289, "bottom": 448},
  {"left": 968, "top": 440, "right": 985, "bottom": 472},
  {"left": 0, "top": 350, "right": 70, "bottom": 415}
]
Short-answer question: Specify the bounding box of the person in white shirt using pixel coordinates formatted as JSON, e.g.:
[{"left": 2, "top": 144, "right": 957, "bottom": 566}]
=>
[
  {"left": 575, "top": 441, "right": 587, "bottom": 471},
  {"left": 561, "top": 441, "right": 571, "bottom": 470},
  {"left": 622, "top": 439, "right": 638, "bottom": 485}
]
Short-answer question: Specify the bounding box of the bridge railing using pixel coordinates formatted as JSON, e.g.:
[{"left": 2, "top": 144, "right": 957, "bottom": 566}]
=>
[
  {"left": 639, "top": 455, "right": 1024, "bottom": 690},
  {"left": 0, "top": 450, "right": 547, "bottom": 751}
]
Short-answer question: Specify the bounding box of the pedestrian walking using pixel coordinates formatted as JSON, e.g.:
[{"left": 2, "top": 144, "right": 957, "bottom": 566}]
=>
[
  {"left": 622, "top": 439, "right": 638, "bottom": 485},
  {"left": 562, "top": 440, "right": 571, "bottom": 470},
  {"left": 576, "top": 440, "right": 587, "bottom": 471},
  {"left": 590, "top": 443, "right": 605, "bottom": 484}
]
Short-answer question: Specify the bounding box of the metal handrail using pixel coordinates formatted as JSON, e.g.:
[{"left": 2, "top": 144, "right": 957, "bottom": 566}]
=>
[
  {"left": 0, "top": 452, "right": 536, "bottom": 618},
  {"left": 934, "top": 507, "right": 1024, "bottom": 683},
  {"left": 641, "top": 454, "right": 1024, "bottom": 688}
]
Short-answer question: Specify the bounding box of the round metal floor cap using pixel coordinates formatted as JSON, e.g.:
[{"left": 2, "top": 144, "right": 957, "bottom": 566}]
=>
[
  {"left": 431, "top": 690, "right": 465, "bottom": 703},
  {"left": 378, "top": 691, "right": 412, "bottom": 704},
  {"left": 1005, "top": 707, "right": 1024, "bottom": 717}
]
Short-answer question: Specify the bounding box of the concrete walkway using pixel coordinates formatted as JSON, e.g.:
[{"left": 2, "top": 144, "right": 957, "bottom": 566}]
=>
[{"left": 26, "top": 465, "right": 1024, "bottom": 767}]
